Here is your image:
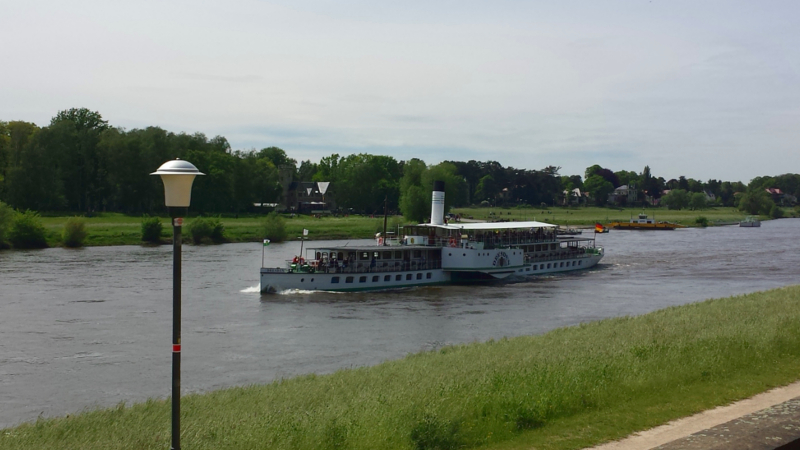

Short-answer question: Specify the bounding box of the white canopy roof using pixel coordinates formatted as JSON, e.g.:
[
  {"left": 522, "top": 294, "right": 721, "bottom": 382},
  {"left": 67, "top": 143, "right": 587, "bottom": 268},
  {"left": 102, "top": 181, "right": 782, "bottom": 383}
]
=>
[{"left": 414, "top": 220, "right": 556, "bottom": 230}]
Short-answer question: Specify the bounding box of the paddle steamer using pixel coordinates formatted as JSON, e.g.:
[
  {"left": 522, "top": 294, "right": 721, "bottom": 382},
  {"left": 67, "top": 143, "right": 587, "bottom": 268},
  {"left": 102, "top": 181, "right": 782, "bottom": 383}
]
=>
[{"left": 260, "top": 182, "right": 603, "bottom": 293}]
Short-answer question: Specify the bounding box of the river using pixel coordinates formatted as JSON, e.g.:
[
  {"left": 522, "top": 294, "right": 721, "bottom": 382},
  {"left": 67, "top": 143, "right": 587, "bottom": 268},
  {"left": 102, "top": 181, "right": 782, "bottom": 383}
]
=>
[{"left": 1, "top": 218, "right": 798, "bottom": 428}]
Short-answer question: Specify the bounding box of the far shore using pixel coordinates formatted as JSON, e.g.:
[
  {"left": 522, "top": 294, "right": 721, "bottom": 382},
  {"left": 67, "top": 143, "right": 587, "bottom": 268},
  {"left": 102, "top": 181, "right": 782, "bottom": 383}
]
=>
[{"left": 15, "top": 205, "right": 790, "bottom": 248}]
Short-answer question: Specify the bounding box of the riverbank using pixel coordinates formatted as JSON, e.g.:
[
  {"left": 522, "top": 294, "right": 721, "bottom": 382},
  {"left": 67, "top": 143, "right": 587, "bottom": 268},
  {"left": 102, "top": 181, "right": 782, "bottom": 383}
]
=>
[
  {"left": 3, "top": 285, "right": 800, "bottom": 450},
  {"left": 29, "top": 206, "right": 782, "bottom": 247}
]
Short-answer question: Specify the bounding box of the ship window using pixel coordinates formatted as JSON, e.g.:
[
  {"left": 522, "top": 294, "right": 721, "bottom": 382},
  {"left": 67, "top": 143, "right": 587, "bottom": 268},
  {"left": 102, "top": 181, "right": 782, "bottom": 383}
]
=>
[
  {"left": 426, "top": 272, "right": 431, "bottom": 279},
  {"left": 346, "top": 276, "right": 354, "bottom": 283},
  {"left": 331, "top": 277, "right": 339, "bottom": 283},
  {"left": 359, "top": 276, "right": 367, "bottom": 283},
  {"left": 547, "top": 263, "right": 551, "bottom": 269},
  {"left": 448, "top": 253, "right": 452, "bottom": 256},
  {"left": 414, "top": 250, "right": 421, "bottom": 258},
  {"left": 300, "top": 278, "right": 304, "bottom": 282},
  {"left": 572, "top": 261, "right": 576, "bottom": 266},
  {"left": 416, "top": 273, "right": 422, "bottom": 280},
  {"left": 394, "top": 251, "right": 402, "bottom": 259},
  {"left": 532, "top": 265, "right": 537, "bottom": 270},
  {"left": 384, "top": 275, "right": 391, "bottom": 282},
  {"left": 383, "top": 251, "right": 392, "bottom": 259},
  {"left": 551, "top": 244, "right": 557, "bottom": 250},
  {"left": 360, "top": 252, "right": 369, "bottom": 260},
  {"left": 311, "top": 278, "right": 314, "bottom": 282},
  {"left": 560, "top": 262, "right": 564, "bottom": 267},
  {"left": 526, "top": 268, "right": 530, "bottom": 272},
  {"left": 337, "top": 252, "right": 344, "bottom": 260},
  {"left": 578, "top": 260, "right": 582, "bottom": 265},
  {"left": 406, "top": 274, "right": 412, "bottom": 280},
  {"left": 396, "top": 274, "right": 402, "bottom": 281},
  {"left": 463, "top": 253, "right": 466, "bottom": 256},
  {"left": 372, "top": 276, "right": 379, "bottom": 282}
]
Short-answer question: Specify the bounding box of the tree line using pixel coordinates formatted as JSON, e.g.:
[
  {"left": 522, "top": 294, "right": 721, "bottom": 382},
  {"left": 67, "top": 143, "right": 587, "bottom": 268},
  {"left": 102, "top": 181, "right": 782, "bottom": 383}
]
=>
[{"left": 1, "top": 108, "right": 798, "bottom": 220}]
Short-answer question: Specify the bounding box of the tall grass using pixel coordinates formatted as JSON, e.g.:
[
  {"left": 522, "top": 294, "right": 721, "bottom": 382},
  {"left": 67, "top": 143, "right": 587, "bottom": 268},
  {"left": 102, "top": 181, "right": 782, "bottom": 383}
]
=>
[
  {"left": 140, "top": 216, "right": 163, "bottom": 244},
  {"left": 0, "top": 201, "right": 13, "bottom": 248},
  {"left": 8, "top": 210, "right": 48, "bottom": 249},
  {"left": 62, "top": 217, "right": 88, "bottom": 247},
  {"left": 4, "top": 286, "right": 800, "bottom": 450},
  {"left": 261, "top": 212, "right": 287, "bottom": 242},
  {"left": 187, "top": 217, "right": 225, "bottom": 244}
]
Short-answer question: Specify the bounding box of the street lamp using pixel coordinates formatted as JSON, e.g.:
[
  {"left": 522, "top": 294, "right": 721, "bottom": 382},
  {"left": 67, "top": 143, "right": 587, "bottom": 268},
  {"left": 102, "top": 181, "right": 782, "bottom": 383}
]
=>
[{"left": 151, "top": 159, "right": 204, "bottom": 450}]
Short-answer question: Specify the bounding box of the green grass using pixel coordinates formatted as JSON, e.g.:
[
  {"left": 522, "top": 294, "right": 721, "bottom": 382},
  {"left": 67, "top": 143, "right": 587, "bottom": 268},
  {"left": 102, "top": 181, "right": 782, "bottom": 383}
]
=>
[
  {"left": 4, "top": 285, "right": 800, "bottom": 449},
  {"left": 452, "top": 205, "right": 796, "bottom": 227},
  {"left": 25, "top": 205, "right": 799, "bottom": 247},
  {"left": 35, "top": 213, "right": 396, "bottom": 247}
]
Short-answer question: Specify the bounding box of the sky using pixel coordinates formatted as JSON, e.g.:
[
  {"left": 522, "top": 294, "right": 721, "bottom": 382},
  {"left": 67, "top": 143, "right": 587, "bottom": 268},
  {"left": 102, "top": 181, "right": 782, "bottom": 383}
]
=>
[{"left": 2, "top": 0, "right": 799, "bottom": 183}]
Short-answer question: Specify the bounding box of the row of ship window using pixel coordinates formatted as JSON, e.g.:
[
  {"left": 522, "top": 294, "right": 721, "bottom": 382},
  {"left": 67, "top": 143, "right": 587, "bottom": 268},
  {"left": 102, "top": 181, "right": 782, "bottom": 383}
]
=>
[
  {"left": 296, "top": 259, "right": 584, "bottom": 284},
  {"left": 524, "top": 260, "right": 581, "bottom": 271},
  {"left": 297, "top": 272, "right": 435, "bottom": 284}
]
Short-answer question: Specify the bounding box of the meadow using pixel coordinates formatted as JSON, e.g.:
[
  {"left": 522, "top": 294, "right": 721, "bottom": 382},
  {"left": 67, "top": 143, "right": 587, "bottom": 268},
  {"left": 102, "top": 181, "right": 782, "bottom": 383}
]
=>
[
  {"left": 32, "top": 205, "right": 782, "bottom": 247},
  {"left": 3, "top": 285, "right": 800, "bottom": 449}
]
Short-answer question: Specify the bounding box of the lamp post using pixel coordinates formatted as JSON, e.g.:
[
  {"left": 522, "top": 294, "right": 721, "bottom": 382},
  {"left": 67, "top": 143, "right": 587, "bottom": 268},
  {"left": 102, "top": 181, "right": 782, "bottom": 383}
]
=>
[{"left": 151, "top": 159, "right": 204, "bottom": 450}]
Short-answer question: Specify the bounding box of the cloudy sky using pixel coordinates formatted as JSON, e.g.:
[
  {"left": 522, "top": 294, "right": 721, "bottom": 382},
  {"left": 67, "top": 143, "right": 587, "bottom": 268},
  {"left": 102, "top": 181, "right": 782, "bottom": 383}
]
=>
[{"left": 3, "top": 0, "right": 799, "bottom": 182}]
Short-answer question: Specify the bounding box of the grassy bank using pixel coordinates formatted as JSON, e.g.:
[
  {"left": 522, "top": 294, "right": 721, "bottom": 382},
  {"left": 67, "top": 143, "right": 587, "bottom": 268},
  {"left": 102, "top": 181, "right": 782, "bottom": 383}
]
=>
[
  {"left": 30, "top": 206, "right": 794, "bottom": 247},
  {"left": 452, "top": 205, "right": 793, "bottom": 227},
  {"left": 4, "top": 285, "right": 800, "bottom": 450},
  {"left": 36, "top": 214, "right": 396, "bottom": 247}
]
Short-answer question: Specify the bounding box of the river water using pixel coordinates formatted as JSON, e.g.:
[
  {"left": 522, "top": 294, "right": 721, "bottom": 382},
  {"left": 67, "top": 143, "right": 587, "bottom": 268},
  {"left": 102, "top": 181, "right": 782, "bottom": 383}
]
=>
[{"left": 1, "top": 218, "right": 798, "bottom": 428}]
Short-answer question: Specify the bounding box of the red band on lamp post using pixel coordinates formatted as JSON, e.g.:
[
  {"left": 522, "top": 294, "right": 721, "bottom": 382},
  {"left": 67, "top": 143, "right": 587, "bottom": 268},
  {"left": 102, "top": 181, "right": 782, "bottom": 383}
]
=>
[{"left": 173, "top": 344, "right": 181, "bottom": 353}]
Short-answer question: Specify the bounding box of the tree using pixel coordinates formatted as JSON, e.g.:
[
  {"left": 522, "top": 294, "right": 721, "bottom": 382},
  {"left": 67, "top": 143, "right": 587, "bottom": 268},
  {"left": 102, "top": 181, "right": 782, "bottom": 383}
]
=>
[
  {"left": 399, "top": 159, "right": 427, "bottom": 220},
  {"left": 689, "top": 192, "right": 708, "bottom": 210},
  {"left": 661, "top": 189, "right": 690, "bottom": 210},
  {"left": 48, "top": 108, "right": 111, "bottom": 212},
  {"left": 258, "top": 147, "right": 296, "bottom": 174},
  {"left": 615, "top": 170, "right": 638, "bottom": 187},
  {"left": 322, "top": 154, "right": 401, "bottom": 214},
  {"left": 422, "top": 162, "right": 468, "bottom": 209},
  {"left": 474, "top": 175, "right": 498, "bottom": 204},
  {"left": 583, "top": 175, "right": 614, "bottom": 206},
  {"left": 738, "top": 189, "right": 773, "bottom": 215},
  {"left": 399, "top": 185, "right": 428, "bottom": 223}
]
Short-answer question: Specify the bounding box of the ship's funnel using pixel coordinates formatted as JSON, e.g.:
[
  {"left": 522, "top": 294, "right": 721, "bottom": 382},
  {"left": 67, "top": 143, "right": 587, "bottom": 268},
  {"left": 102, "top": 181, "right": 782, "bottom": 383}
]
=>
[{"left": 431, "top": 180, "right": 445, "bottom": 225}]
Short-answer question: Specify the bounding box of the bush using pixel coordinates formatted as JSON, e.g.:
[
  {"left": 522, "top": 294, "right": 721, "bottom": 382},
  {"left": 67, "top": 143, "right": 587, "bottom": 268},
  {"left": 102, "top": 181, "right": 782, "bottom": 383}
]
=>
[
  {"left": 188, "top": 216, "right": 225, "bottom": 244},
  {"left": 410, "top": 414, "right": 462, "bottom": 450},
  {"left": 695, "top": 216, "right": 709, "bottom": 227},
  {"left": 62, "top": 217, "right": 88, "bottom": 247},
  {"left": 141, "top": 216, "right": 163, "bottom": 244},
  {"left": 262, "top": 212, "right": 287, "bottom": 242},
  {"left": 770, "top": 205, "right": 784, "bottom": 219},
  {"left": 0, "top": 201, "right": 14, "bottom": 249},
  {"left": 8, "top": 210, "right": 48, "bottom": 249}
]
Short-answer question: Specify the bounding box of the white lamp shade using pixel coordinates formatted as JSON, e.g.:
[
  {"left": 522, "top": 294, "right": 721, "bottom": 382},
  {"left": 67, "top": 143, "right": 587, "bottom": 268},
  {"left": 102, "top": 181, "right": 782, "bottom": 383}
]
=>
[{"left": 151, "top": 159, "right": 204, "bottom": 207}]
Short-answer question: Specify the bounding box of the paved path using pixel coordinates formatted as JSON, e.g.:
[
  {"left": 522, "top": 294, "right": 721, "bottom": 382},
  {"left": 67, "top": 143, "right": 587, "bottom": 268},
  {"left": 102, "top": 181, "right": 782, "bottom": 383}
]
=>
[{"left": 585, "top": 381, "right": 800, "bottom": 450}]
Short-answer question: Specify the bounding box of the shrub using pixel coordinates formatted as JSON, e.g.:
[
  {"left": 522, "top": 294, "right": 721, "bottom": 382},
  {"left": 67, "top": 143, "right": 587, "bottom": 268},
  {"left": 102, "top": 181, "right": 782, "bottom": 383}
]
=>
[
  {"left": 695, "top": 216, "right": 709, "bottom": 227},
  {"left": 8, "top": 210, "right": 48, "bottom": 249},
  {"left": 62, "top": 217, "right": 88, "bottom": 247},
  {"left": 188, "top": 216, "right": 225, "bottom": 244},
  {"left": 141, "top": 216, "right": 163, "bottom": 244},
  {"left": 0, "top": 201, "right": 14, "bottom": 249},
  {"left": 770, "top": 205, "right": 784, "bottom": 219},
  {"left": 262, "top": 212, "right": 287, "bottom": 242},
  {"left": 410, "top": 414, "right": 462, "bottom": 450}
]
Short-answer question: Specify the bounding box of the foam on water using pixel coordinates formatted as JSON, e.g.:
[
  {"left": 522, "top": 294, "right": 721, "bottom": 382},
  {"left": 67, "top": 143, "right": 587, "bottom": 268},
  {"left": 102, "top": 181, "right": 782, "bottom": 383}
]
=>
[{"left": 240, "top": 285, "right": 261, "bottom": 293}]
